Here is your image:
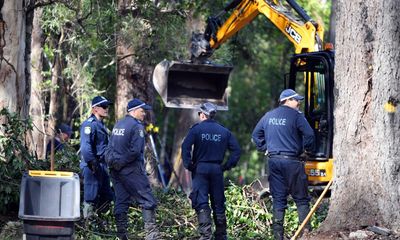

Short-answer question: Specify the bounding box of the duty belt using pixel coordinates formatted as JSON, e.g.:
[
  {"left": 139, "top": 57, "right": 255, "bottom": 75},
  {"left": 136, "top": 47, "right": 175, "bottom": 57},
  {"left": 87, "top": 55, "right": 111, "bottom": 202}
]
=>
[{"left": 267, "top": 154, "right": 300, "bottom": 161}]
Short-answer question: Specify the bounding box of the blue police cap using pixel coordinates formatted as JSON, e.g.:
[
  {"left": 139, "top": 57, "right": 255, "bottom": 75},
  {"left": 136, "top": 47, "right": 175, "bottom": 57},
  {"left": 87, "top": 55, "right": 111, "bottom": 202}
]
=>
[
  {"left": 127, "top": 98, "right": 152, "bottom": 112},
  {"left": 199, "top": 102, "right": 217, "bottom": 116},
  {"left": 91, "top": 96, "right": 112, "bottom": 107},
  {"left": 57, "top": 123, "right": 72, "bottom": 137},
  {"left": 279, "top": 89, "right": 304, "bottom": 102}
]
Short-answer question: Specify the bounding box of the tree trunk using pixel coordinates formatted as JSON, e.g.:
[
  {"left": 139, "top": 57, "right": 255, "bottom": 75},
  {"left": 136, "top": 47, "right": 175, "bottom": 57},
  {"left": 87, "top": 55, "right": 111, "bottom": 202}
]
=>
[
  {"left": 321, "top": 0, "right": 400, "bottom": 231},
  {"left": 168, "top": 110, "right": 198, "bottom": 194},
  {"left": 48, "top": 50, "right": 61, "bottom": 137},
  {"left": 29, "top": 7, "right": 46, "bottom": 159},
  {"left": 116, "top": 0, "right": 158, "bottom": 184},
  {"left": 328, "top": 0, "right": 337, "bottom": 45},
  {"left": 0, "top": 0, "right": 28, "bottom": 116}
]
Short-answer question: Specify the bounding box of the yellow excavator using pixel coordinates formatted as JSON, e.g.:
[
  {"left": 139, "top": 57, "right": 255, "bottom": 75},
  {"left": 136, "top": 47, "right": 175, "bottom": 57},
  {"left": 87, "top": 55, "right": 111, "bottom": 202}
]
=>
[{"left": 153, "top": 0, "right": 334, "bottom": 187}]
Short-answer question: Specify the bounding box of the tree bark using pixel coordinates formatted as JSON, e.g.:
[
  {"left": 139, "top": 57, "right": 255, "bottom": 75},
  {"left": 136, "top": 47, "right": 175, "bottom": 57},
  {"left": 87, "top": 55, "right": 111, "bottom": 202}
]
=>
[
  {"left": 48, "top": 43, "right": 62, "bottom": 143},
  {"left": 168, "top": 110, "right": 198, "bottom": 193},
  {"left": 0, "top": 0, "right": 28, "bottom": 116},
  {"left": 321, "top": 0, "right": 400, "bottom": 231},
  {"left": 29, "top": 7, "right": 46, "bottom": 159},
  {"left": 328, "top": 0, "right": 337, "bottom": 45},
  {"left": 116, "top": 0, "right": 158, "bottom": 184},
  {"left": 115, "top": 0, "right": 154, "bottom": 119}
]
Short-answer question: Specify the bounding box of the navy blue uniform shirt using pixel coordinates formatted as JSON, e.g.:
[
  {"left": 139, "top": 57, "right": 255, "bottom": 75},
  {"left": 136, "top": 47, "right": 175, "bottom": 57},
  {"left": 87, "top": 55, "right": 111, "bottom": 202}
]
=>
[
  {"left": 80, "top": 114, "right": 109, "bottom": 165},
  {"left": 108, "top": 115, "right": 145, "bottom": 169},
  {"left": 181, "top": 119, "right": 241, "bottom": 171},
  {"left": 252, "top": 105, "right": 314, "bottom": 155}
]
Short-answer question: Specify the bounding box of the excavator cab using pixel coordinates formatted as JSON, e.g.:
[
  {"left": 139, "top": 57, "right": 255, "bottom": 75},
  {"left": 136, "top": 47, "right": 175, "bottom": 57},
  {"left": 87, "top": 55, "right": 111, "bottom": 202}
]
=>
[
  {"left": 288, "top": 50, "right": 335, "bottom": 185},
  {"left": 153, "top": 60, "right": 232, "bottom": 109}
]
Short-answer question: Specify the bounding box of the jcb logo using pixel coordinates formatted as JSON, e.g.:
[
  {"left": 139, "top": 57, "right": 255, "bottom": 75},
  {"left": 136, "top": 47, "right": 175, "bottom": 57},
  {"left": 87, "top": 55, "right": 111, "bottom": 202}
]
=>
[{"left": 285, "top": 25, "right": 302, "bottom": 44}]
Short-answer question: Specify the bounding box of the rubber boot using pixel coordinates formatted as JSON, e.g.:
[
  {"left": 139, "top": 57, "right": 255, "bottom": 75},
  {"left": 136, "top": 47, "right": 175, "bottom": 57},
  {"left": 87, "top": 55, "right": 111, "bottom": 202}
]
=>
[
  {"left": 142, "top": 209, "right": 161, "bottom": 240},
  {"left": 297, "top": 204, "right": 311, "bottom": 235},
  {"left": 115, "top": 213, "right": 129, "bottom": 240},
  {"left": 197, "top": 209, "right": 212, "bottom": 240},
  {"left": 272, "top": 209, "right": 285, "bottom": 240},
  {"left": 213, "top": 213, "right": 227, "bottom": 240}
]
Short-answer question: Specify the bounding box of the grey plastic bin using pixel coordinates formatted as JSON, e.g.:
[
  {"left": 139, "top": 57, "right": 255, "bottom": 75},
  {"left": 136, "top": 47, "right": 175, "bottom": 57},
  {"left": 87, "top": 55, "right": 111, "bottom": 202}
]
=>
[{"left": 18, "top": 171, "right": 80, "bottom": 239}]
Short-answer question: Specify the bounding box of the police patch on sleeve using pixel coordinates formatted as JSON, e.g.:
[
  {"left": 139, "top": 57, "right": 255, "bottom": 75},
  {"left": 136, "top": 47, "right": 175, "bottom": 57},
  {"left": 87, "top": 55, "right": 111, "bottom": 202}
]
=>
[
  {"left": 84, "top": 126, "right": 91, "bottom": 135},
  {"left": 139, "top": 129, "right": 144, "bottom": 138}
]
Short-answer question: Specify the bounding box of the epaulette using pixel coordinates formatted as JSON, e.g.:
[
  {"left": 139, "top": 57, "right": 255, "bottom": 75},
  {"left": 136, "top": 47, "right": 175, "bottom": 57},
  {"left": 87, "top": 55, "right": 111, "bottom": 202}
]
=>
[
  {"left": 87, "top": 116, "right": 95, "bottom": 122},
  {"left": 190, "top": 122, "right": 199, "bottom": 129}
]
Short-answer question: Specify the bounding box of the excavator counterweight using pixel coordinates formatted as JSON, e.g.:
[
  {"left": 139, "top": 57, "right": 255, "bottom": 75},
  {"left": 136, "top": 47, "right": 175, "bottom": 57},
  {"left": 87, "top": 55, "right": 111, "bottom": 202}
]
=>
[{"left": 152, "top": 60, "right": 232, "bottom": 109}]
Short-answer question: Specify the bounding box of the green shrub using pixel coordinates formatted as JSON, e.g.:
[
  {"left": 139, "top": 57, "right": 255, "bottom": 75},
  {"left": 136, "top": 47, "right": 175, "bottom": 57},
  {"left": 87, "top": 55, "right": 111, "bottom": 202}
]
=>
[
  {"left": 0, "top": 108, "right": 80, "bottom": 213},
  {"left": 75, "top": 183, "right": 329, "bottom": 239},
  {"left": 0, "top": 109, "right": 38, "bottom": 213}
]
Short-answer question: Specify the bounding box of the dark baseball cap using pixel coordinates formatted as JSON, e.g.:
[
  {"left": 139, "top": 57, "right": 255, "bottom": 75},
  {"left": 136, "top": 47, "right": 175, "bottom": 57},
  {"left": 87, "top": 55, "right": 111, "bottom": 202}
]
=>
[
  {"left": 198, "top": 102, "right": 217, "bottom": 116},
  {"left": 57, "top": 123, "right": 72, "bottom": 137},
  {"left": 91, "top": 96, "right": 112, "bottom": 107},
  {"left": 127, "top": 98, "right": 152, "bottom": 112},
  {"left": 279, "top": 89, "right": 304, "bottom": 102}
]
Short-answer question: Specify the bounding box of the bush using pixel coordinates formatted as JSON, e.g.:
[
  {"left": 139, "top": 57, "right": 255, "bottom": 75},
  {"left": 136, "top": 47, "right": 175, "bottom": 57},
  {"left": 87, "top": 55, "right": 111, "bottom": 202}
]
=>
[
  {"left": 0, "top": 108, "right": 80, "bottom": 213},
  {"left": 0, "top": 109, "right": 38, "bottom": 213},
  {"left": 75, "top": 183, "right": 329, "bottom": 239}
]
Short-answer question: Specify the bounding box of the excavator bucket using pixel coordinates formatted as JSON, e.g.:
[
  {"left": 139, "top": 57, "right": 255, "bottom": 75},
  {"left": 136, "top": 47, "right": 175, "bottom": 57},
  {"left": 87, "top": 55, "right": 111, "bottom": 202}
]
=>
[{"left": 152, "top": 60, "right": 233, "bottom": 109}]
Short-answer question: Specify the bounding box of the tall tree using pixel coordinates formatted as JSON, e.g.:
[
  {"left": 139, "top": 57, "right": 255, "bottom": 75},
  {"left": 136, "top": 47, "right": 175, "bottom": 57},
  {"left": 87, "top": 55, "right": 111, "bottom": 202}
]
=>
[
  {"left": 115, "top": 1, "right": 191, "bottom": 186},
  {"left": 168, "top": 110, "right": 197, "bottom": 192},
  {"left": 321, "top": 0, "right": 400, "bottom": 231},
  {"left": 29, "top": 6, "right": 46, "bottom": 158},
  {"left": 0, "top": 0, "right": 29, "bottom": 116},
  {"left": 115, "top": 0, "right": 154, "bottom": 119}
]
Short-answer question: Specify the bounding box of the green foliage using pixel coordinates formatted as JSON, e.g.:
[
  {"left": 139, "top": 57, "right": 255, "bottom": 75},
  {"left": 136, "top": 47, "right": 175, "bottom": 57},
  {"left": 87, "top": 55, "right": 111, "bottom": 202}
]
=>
[
  {"left": 0, "top": 109, "right": 82, "bottom": 213},
  {"left": 225, "top": 183, "right": 272, "bottom": 239},
  {"left": 41, "top": 0, "right": 117, "bottom": 124},
  {"left": 0, "top": 109, "right": 37, "bottom": 213},
  {"left": 75, "top": 183, "right": 328, "bottom": 239},
  {"left": 47, "top": 143, "right": 81, "bottom": 173}
]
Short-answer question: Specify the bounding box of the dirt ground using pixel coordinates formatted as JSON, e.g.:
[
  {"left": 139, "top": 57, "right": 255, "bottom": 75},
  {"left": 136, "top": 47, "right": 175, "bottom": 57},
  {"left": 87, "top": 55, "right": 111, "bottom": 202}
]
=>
[
  {"left": 303, "top": 230, "right": 400, "bottom": 240},
  {"left": 1, "top": 212, "right": 399, "bottom": 240}
]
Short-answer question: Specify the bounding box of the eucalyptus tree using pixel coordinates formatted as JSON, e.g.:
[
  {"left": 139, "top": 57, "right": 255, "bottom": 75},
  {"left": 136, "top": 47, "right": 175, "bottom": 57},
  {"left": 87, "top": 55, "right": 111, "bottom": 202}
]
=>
[
  {"left": 320, "top": 0, "right": 400, "bottom": 234},
  {"left": 38, "top": 0, "right": 117, "bottom": 138},
  {"left": 115, "top": 0, "right": 202, "bottom": 187},
  {"left": 0, "top": 0, "right": 30, "bottom": 116},
  {"left": 29, "top": 6, "right": 47, "bottom": 158}
]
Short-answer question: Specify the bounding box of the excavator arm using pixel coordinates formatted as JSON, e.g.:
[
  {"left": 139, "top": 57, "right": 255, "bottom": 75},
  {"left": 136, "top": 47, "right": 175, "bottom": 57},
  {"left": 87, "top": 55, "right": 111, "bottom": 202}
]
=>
[
  {"left": 153, "top": 0, "right": 325, "bottom": 109},
  {"left": 153, "top": 0, "right": 335, "bottom": 186},
  {"left": 195, "top": 0, "right": 324, "bottom": 59}
]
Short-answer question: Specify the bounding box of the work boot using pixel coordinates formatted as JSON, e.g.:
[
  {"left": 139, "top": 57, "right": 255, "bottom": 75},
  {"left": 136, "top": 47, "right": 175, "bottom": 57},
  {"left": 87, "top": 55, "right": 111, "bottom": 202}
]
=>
[
  {"left": 197, "top": 208, "right": 212, "bottom": 240},
  {"left": 213, "top": 213, "right": 227, "bottom": 240},
  {"left": 115, "top": 213, "right": 129, "bottom": 240},
  {"left": 272, "top": 209, "right": 285, "bottom": 240},
  {"left": 142, "top": 209, "right": 161, "bottom": 240},
  {"left": 297, "top": 204, "right": 311, "bottom": 233}
]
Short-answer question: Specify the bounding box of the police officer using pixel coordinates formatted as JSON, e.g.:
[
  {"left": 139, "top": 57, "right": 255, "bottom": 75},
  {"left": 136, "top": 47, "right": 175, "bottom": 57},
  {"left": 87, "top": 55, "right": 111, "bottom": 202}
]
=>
[
  {"left": 252, "top": 89, "right": 315, "bottom": 240},
  {"left": 46, "top": 123, "right": 72, "bottom": 158},
  {"left": 181, "top": 102, "right": 241, "bottom": 240},
  {"left": 80, "top": 96, "right": 114, "bottom": 218},
  {"left": 105, "top": 98, "right": 160, "bottom": 240}
]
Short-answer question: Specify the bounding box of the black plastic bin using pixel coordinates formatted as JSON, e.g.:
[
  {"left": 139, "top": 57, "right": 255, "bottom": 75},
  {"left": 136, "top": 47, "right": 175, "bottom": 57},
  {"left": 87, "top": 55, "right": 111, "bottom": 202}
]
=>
[{"left": 18, "top": 171, "right": 80, "bottom": 240}]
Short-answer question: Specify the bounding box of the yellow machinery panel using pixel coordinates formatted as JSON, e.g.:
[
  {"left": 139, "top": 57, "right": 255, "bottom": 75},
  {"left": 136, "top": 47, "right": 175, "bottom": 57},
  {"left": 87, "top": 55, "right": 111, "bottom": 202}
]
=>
[{"left": 305, "top": 158, "right": 333, "bottom": 184}]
